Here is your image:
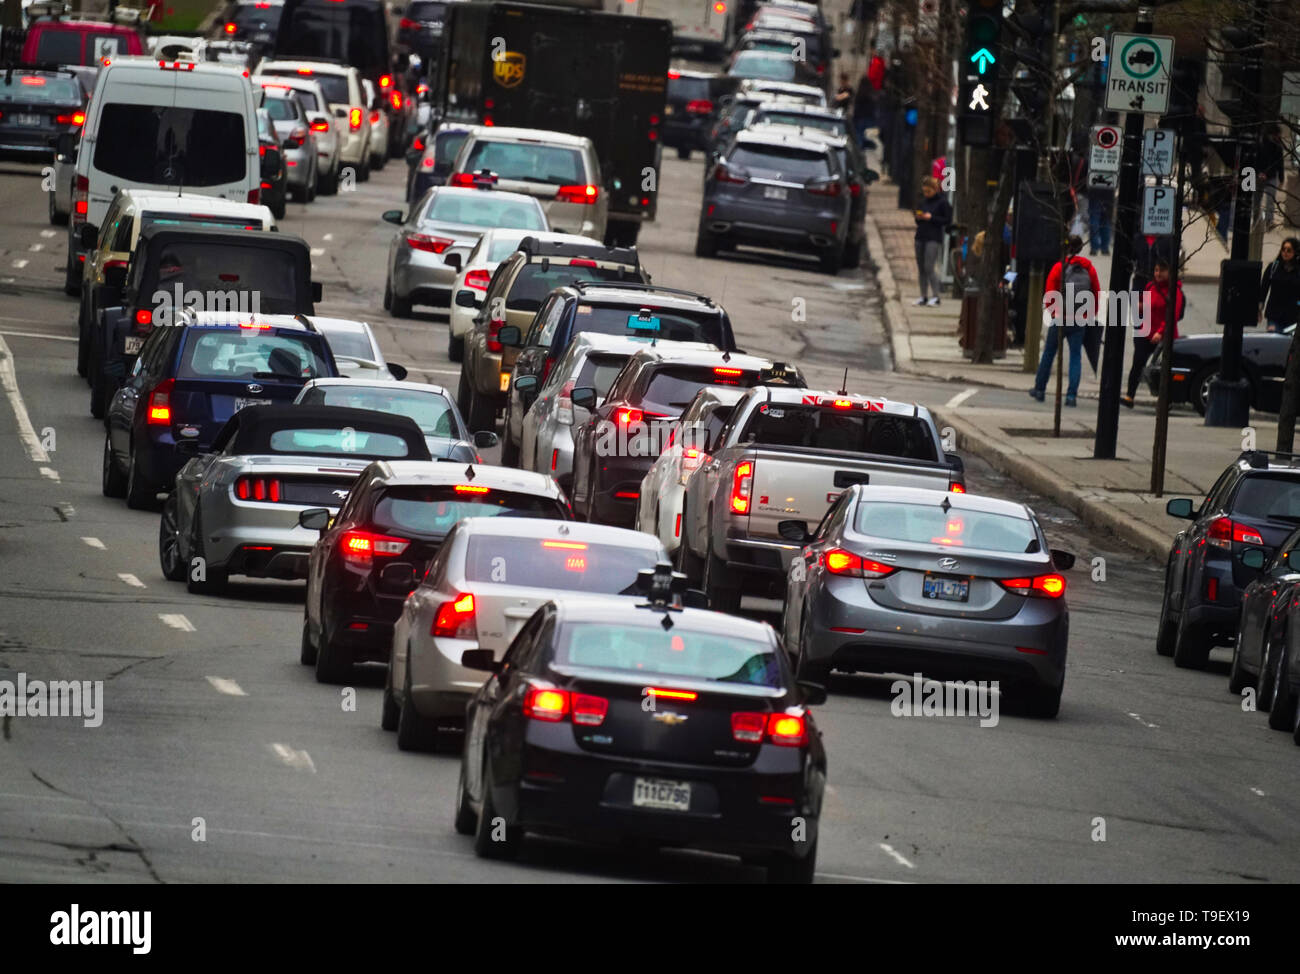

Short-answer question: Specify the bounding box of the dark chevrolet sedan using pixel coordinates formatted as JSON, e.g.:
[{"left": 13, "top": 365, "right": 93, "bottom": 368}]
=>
[
  {"left": 1144, "top": 325, "right": 1291, "bottom": 415},
  {"left": 0, "top": 69, "right": 85, "bottom": 162}
]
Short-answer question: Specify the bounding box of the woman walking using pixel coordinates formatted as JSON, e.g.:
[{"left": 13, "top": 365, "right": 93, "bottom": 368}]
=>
[
  {"left": 1260, "top": 238, "right": 1300, "bottom": 333},
  {"left": 1123, "top": 259, "right": 1185, "bottom": 407},
  {"left": 913, "top": 176, "right": 950, "bottom": 307}
]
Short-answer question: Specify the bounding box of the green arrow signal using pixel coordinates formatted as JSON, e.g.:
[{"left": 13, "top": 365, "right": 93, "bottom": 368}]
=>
[{"left": 970, "top": 48, "right": 996, "bottom": 74}]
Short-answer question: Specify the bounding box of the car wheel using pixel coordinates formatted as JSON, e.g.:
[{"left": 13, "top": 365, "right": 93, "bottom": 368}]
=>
[
  {"left": 49, "top": 189, "right": 67, "bottom": 227},
  {"left": 390, "top": 285, "right": 412, "bottom": 318},
  {"left": 676, "top": 146, "right": 691, "bottom": 160},
  {"left": 767, "top": 837, "right": 817, "bottom": 884},
  {"left": 124, "top": 446, "right": 159, "bottom": 511},
  {"left": 270, "top": 196, "right": 286, "bottom": 220},
  {"left": 704, "top": 535, "right": 742, "bottom": 614},
  {"left": 1017, "top": 676, "right": 1064, "bottom": 719},
  {"left": 1227, "top": 630, "right": 1253, "bottom": 694},
  {"left": 1267, "top": 641, "right": 1296, "bottom": 730},
  {"left": 300, "top": 616, "right": 317, "bottom": 665},
  {"left": 454, "top": 759, "right": 478, "bottom": 835},
  {"left": 185, "top": 508, "right": 228, "bottom": 595},
  {"left": 89, "top": 364, "right": 109, "bottom": 419},
  {"left": 466, "top": 386, "right": 494, "bottom": 433},
  {"left": 842, "top": 238, "right": 862, "bottom": 269},
  {"left": 314, "top": 616, "right": 352, "bottom": 684},
  {"left": 101, "top": 432, "right": 126, "bottom": 498},
  {"left": 796, "top": 611, "right": 831, "bottom": 685},
  {"left": 159, "top": 494, "right": 186, "bottom": 581},
  {"left": 396, "top": 662, "right": 438, "bottom": 751},
  {"left": 473, "top": 758, "right": 521, "bottom": 860},
  {"left": 381, "top": 648, "right": 400, "bottom": 732},
  {"left": 319, "top": 166, "right": 338, "bottom": 195},
  {"left": 1172, "top": 599, "right": 1211, "bottom": 669},
  {"left": 820, "top": 245, "right": 843, "bottom": 275},
  {"left": 675, "top": 507, "right": 704, "bottom": 584},
  {"left": 448, "top": 329, "right": 464, "bottom": 362},
  {"left": 694, "top": 226, "right": 717, "bottom": 258},
  {"left": 291, "top": 182, "right": 308, "bottom": 203},
  {"left": 383, "top": 276, "right": 393, "bottom": 311},
  {"left": 1291, "top": 691, "right": 1300, "bottom": 746},
  {"left": 456, "top": 368, "right": 471, "bottom": 416},
  {"left": 358, "top": 156, "right": 371, "bottom": 182},
  {"left": 1191, "top": 365, "right": 1216, "bottom": 416},
  {"left": 1154, "top": 563, "right": 1177, "bottom": 656}
]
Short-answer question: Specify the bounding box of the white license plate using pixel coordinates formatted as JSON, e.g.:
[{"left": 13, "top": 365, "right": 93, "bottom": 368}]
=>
[
  {"left": 633, "top": 777, "right": 691, "bottom": 811},
  {"left": 234, "top": 397, "right": 271, "bottom": 411},
  {"left": 763, "top": 186, "right": 788, "bottom": 200},
  {"left": 13, "top": 113, "right": 41, "bottom": 127},
  {"left": 254, "top": 31, "right": 271, "bottom": 41},
  {"left": 123, "top": 335, "right": 144, "bottom": 354}
]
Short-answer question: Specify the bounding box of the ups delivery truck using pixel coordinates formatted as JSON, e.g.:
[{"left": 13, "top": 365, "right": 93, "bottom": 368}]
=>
[{"left": 430, "top": 1, "right": 671, "bottom": 246}]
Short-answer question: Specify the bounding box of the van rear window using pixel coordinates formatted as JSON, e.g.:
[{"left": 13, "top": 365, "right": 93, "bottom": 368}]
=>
[
  {"left": 740, "top": 404, "right": 938, "bottom": 461},
  {"left": 35, "top": 30, "right": 130, "bottom": 65},
  {"left": 94, "top": 105, "right": 247, "bottom": 186}
]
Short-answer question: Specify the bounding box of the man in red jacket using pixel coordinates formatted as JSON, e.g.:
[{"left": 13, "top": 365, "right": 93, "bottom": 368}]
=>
[
  {"left": 1123, "top": 259, "right": 1185, "bottom": 406},
  {"left": 1031, "top": 235, "right": 1099, "bottom": 406}
]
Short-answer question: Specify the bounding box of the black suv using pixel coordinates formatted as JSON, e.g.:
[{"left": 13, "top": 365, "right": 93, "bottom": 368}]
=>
[
  {"left": 1158, "top": 451, "right": 1300, "bottom": 668},
  {"left": 664, "top": 69, "right": 728, "bottom": 160},
  {"left": 498, "top": 282, "right": 740, "bottom": 465}
]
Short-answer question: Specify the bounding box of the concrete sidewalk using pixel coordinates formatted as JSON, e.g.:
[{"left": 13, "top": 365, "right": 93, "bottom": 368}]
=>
[{"left": 866, "top": 174, "right": 1296, "bottom": 562}]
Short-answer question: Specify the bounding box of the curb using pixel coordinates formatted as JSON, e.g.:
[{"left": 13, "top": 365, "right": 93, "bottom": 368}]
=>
[
  {"left": 864, "top": 211, "right": 913, "bottom": 374},
  {"left": 932, "top": 408, "right": 1170, "bottom": 563}
]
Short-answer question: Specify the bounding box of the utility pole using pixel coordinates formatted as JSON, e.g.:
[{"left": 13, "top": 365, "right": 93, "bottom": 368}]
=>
[
  {"left": 1151, "top": 132, "right": 1185, "bottom": 496},
  {"left": 1093, "top": 8, "right": 1153, "bottom": 460}
]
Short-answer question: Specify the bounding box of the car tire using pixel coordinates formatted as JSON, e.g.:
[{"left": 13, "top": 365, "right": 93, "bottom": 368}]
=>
[
  {"left": 1267, "top": 641, "right": 1296, "bottom": 731},
  {"left": 676, "top": 146, "right": 691, "bottom": 160},
  {"left": 1172, "top": 602, "right": 1211, "bottom": 669},
  {"left": 383, "top": 276, "right": 393, "bottom": 312},
  {"left": 796, "top": 612, "right": 831, "bottom": 685},
  {"left": 90, "top": 365, "right": 110, "bottom": 420},
  {"left": 270, "top": 195, "right": 286, "bottom": 220},
  {"left": 185, "top": 509, "right": 228, "bottom": 595},
  {"left": 819, "top": 246, "right": 843, "bottom": 275},
  {"left": 454, "top": 759, "right": 478, "bottom": 836},
  {"left": 390, "top": 285, "right": 412, "bottom": 318},
  {"left": 843, "top": 238, "right": 862, "bottom": 269},
  {"left": 1017, "top": 677, "right": 1064, "bottom": 719},
  {"left": 473, "top": 758, "right": 521, "bottom": 860},
  {"left": 396, "top": 663, "right": 438, "bottom": 751},
  {"left": 694, "top": 227, "right": 717, "bottom": 258},
  {"left": 64, "top": 250, "right": 79, "bottom": 296},
  {"left": 448, "top": 329, "right": 464, "bottom": 362},
  {"left": 767, "top": 837, "right": 817, "bottom": 884},
  {"left": 1227, "top": 630, "right": 1253, "bottom": 694},
  {"left": 291, "top": 182, "right": 308, "bottom": 203},
  {"left": 1191, "top": 365, "right": 1216, "bottom": 417},
  {"left": 456, "top": 368, "right": 472, "bottom": 416},
  {"left": 49, "top": 190, "right": 67, "bottom": 227},
  {"left": 76, "top": 316, "right": 89, "bottom": 378},
  {"left": 300, "top": 616, "right": 317, "bottom": 665},
  {"left": 314, "top": 617, "right": 352, "bottom": 684},
  {"left": 703, "top": 535, "right": 742, "bottom": 614},
  {"left": 1154, "top": 563, "right": 1177, "bottom": 656},
  {"left": 125, "top": 446, "right": 159, "bottom": 511},
  {"left": 358, "top": 156, "right": 371, "bottom": 182},
  {"left": 101, "top": 432, "right": 126, "bottom": 498},
  {"left": 381, "top": 650, "right": 400, "bottom": 732},
  {"left": 319, "top": 166, "right": 338, "bottom": 196},
  {"left": 159, "top": 493, "right": 186, "bottom": 581},
  {"left": 466, "top": 386, "right": 494, "bottom": 433}
]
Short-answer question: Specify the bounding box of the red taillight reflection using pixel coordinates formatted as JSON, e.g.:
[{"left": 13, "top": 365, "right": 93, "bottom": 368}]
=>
[
  {"left": 432, "top": 592, "right": 476, "bottom": 638},
  {"left": 556, "top": 184, "right": 599, "bottom": 204}
]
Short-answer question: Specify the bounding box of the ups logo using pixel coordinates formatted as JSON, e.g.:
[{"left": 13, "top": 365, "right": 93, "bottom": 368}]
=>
[{"left": 493, "top": 51, "right": 526, "bottom": 89}]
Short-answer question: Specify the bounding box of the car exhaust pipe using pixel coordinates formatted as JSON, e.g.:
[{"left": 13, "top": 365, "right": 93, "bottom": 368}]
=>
[
  {"left": 709, "top": 222, "right": 731, "bottom": 233},
  {"left": 810, "top": 235, "right": 833, "bottom": 248}
]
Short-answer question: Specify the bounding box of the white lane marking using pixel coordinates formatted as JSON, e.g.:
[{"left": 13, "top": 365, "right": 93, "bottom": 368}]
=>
[
  {"left": 410, "top": 366, "right": 462, "bottom": 378},
  {"left": 11, "top": 259, "right": 28, "bottom": 269},
  {"left": 206, "top": 676, "right": 247, "bottom": 697},
  {"left": 28, "top": 243, "right": 43, "bottom": 252},
  {"left": 0, "top": 330, "right": 77, "bottom": 343},
  {"left": 310, "top": 247, "right": 325, "bottom": 256},
  {"left": 1127, "top": 712, "right": 1159, "bottom": 729},
  {"left": 269, "top": 742, "right": 316, "bottom": 772},
  {"left": 56, "top": 502, "right": 75, "bottom": 518},
  {"left": 159, "top": 613, "right": 195, "bottom": 632},
  {"left": 815, "top": 871, "right": 914, "bottom": 884},
  {"left": 39, "top": 230, "right": 56, "bottom": 238},
  {"left": 322, "top": 233, "right": 334, "bottom": 241},
  {"left": 117, "top": 573, "right": 145, "bottom": 588},
  {"left": 879, "top": 843, "right": 915, "bottom": 869},
  {"left": 1251, "top": 787, "right": 1265, "bottom": 797},
  {"left": 80, "top": 537, "right": 105, "bottom": 550},
  {"left": 39, "top": 467, "right": 59, "bottom": 482},
  {"left": 945, "top": 387, "right": 978, "bottom": 409},
  {"left": 0, "top": 336, "right": 51, "bottom": 463}
]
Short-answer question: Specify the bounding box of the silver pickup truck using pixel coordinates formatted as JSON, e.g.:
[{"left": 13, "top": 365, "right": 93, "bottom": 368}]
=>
[{"left": 676, "top": 386, "right": 964, "bottom": 611}]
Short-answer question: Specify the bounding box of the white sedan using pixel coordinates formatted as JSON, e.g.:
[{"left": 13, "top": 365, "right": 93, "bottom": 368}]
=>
[{"left": 307, "top": 316, "right": 408, "bottom": 381}]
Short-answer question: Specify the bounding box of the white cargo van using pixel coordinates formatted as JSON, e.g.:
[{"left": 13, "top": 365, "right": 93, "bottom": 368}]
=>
[{"left": 64, "top": 58, "right": 260, "bottom": 294}]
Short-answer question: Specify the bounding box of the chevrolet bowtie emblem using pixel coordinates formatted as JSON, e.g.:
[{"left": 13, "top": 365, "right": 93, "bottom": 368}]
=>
[{"left": 652, "top": 712, "right": 688, "bottom": 725}]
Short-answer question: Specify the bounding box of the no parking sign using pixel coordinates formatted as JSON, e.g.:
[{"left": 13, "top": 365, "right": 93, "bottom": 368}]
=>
[{"left": 1090, "top": 125, "right": 1121, "bottom": 174}]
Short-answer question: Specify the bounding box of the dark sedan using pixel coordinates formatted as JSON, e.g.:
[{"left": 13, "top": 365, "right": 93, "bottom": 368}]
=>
[
  {"left": 0, "top": 69, "right": 85, "bottom": 162},
  {"left": 1144, "top": 325, "right": 1291, "bottom": 415}
]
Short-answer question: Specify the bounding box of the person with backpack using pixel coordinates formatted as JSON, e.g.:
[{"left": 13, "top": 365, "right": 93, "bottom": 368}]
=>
[
  {"left": 1030, "top": 235, "right": 1099, "bottom": 407},
  {"left": 1122, "top": 259, "right": 1185, "bottom": 406},
  {"left": 1259, "top": 237, "right": 1300, "bottom": 333}
]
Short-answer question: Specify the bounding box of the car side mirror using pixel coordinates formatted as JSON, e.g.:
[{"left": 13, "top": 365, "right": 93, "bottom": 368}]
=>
[
  {"left": 1051, "top": 549, "right": 1076, "bottom": 571},
  {"left": 381, "top": 209, "right": 404, "bottom": 225},
  {"left": 681, "top": 589, "right": 708, "bottom": 609},
  {"left": 473, "top": 429, "right": 499, "bottom": 449},
  {"left": 444, "top": 252, "right": 462, "bottom": 271},
  {"left": 298, "top": 507, "right": 331, "bottom": 531},
  {"left": 311, "top": 281, "right": 323, "bottom": 303},
  {"left": 570, "top": 386, "right": 597, "bottom": 410},
  {"left": 461, "top": 648, "right": 500, "bottom": 673},
  {"left": 778, "top": 519, "right": 811, "bottom": 543},
  {"left": 454, "top": 289, "right": 479, "bottom": 308},
  {"left": 387, "top": 362, "right": 409, "bottom": 381},
  {"left": 1165, "top": 497, "right": 1195, "bottom": 519},
  {"left": 496, "top": 325, "right": 521, "bottom": 347},
  {"left": 798, "top": 680, "right": 828, "bottom": 706},
  {"left": 513, "top": 374, "right": 539, "bottom": 395},
  {"left": 1241, "top": 548, "right": 1267, "bottom": 570},
  {"left": 79, "top": 223, "right": 98, "bottom": 249}
]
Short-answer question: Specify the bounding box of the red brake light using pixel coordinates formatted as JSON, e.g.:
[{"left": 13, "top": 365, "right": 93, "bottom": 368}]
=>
[
  {"left": 465, "top": 269, "right": 491, "bottom": 291},
  {"left": 20, "top": 76, "right": 45, "bottom": 86},
  {"left": 541, "top": 356, "right": 555, "bottom": 383},
  {"left": 135, "top": 309, "right": 152, "bottom": 326},
  {"left": 731, "top": 712, "right": 766, "bottom": 742},
  {"left": 850, "top": 182, "right": 861, "bottom": 198},
  {"left": 685, "top": 99, "right": 713, "bottom": 114},
  {"left": 949, "top": 481, "right": 966, "bottom": 493},
  {"left": 56, "top": 111, "right": 84, "bottom": 126},
  {"left": 823, "top": 548, "right": 894, "bottom": 578},
  {"left": 433, "top": 592, "right": 476, "bottom": 638},
  {"left": 541, "top": 540, "right": 588, "bottom": 550},
  {"left": 297, "top": 67, "right": 313, "bottom": 75},
  {"left": 714, "top": 1, "right": 726, "bottom": 11},
  {"left": 713, "top": 163, "right": 747, "bottom": 184},
  {"left": 379, "top": 74, "right": 392, "bottom": 89},
  {"left": 310, "top": 120, "right": 330, "bottom": 132},
  {"left": 413, "top": 136, "right": 425, "bottom": 151},
  {"left": 668, "top": 70, "right": 681, "bottom": 79},
  {"left": 247, "top": 189, "right": 260, "bottom": 204},
  {"left": 730, "top": 460, "right": 753, "bottom": 514},
  {"left": 370, "top": 110, "right": 381, "bottom": 124},
  {"left": 713, "top": 367, "right": 744, "bottom": 376},
  {"left": 999, "top": 574, "right": 1067, "bottom": 599},
  {"left": 616, "top": 407, "right": 644, "bottom": 428},
  {"left": 523, "top": 685, "right": 569, "bottom": 721},
  {"left": 405, "top": 232, "right": 453, "bottom": 253},
  {"left": 571, "top": 693, "right": 608, "bottom": 726},
  {"left": 224, "top": 21, "right": 237, "bottom": 33},
  {"left": 1207, "top": 516, "right": 1262, "bottom": 548},
  {"left": 146, "top": 378, "right": 174, "bottom": 425},
  {"left": 767, "top": 712, "right": 807, "bottom": 747},
  {"left": 486, "top": 318, "right": 505, "bottom": 353},
  {"left": 340, "top": 530, "right": 410, "bottom": 565},
  {"left": 399, "top": 17, "right": 417, "bottom": 29},
  {"left": 234, "top": 475, "right": 283, "bottom": 502},
  {"left": 567, "top": 258, "right": 597, "bottom": 268},
  {"left": 647, "top": 687, "right": 697, "bottom": 701},
  {"left": 389, "top": 91, "right": 403, "bottom": 110},
  {"left": 807, "top": 179, "right": 842, "bottom": 197},
  {"left": 454, "top": 484, "right": 490, "bottom": 494},
  {"left": 556, "top": 184, "right": 599, "bottom": 204},
  {"left": 349, "top": 108, "right": 362, "bottom": 129}
]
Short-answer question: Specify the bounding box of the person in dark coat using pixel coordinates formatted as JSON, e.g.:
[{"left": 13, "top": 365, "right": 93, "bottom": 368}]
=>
[
  {"left": 913, "top": 175, "right": 951, "bottom": 306},
  {"left": 852, "top": 69, "right": 874, "bottom": 144},
  {"left": 1260, "top": 237, "right": 1300, "bottom": 332}
]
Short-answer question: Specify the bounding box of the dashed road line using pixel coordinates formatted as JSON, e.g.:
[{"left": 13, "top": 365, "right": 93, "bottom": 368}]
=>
[
  {"left": 1127, "top": 712, "right": 1159, "bottom": 729},
  {"left": 11, "top": 259, "right": 28, "bottom": 269},
  {"left": 0, "top": 330, "right": 77, "bottom": 342},
  {"left": 28, "top": 243, "right": 43, "bottom": 252},
  {"left": 879, "top": 843, "right": 916, "bottom": 869},
  {"left": 117, "top": 573, "right": 145, "bottom": 588},
  {"left": 310, "top": 247, "right": 325, "bottom": 257},
  {"left": 206, "top": 676, "right": 247, "bottom": 697},
  {"left": 159, "top": 613, "right": 195, "bottom": 632},
  {"left": 39, "top": 230, "right": 56, "bottom": 238},
  {"left": 39, "top": 466, "right": 59, "bottom": 482},
  {"left": 80, "top": 537, "right": 105, "bottom": 550},
  {"left": 269, "top": 743, "right": 316, "bottom": 772},
  {"left": 322, "top": 233, "right": 333, "bottom": 241},
  {"left": 0, "top": 335, "right": 50, "bottom": 463},
  {"left": 1251, "top": 787, "right": 1265, "bottom": 797}
]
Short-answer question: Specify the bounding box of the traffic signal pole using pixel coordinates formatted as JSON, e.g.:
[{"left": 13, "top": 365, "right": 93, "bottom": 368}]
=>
[{"left": 1093, "top": 9, "right": 1153, "bottom": 460}]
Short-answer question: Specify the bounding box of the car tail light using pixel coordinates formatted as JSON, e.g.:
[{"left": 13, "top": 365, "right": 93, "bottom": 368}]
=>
[
  {"left": 571, "top": 693, "right": 608, "bottom": 726},
  {"left": 247, "top": 189, "right": 260, "bottom": 204},
  {"left": 1207, "top": 516, "right": 1262, "bottom": 549},
  {"left": 389, "top": 91, "right": 403, "bottom": 110},
  {"left": 464, "top": 268, "right": 491, "bottom": 291},
  {"left": 685, "top": 99, "right": 713, "bottom": 114},
  {"left": 73, "top": 174, "right": 89, "bottom": 221},
  {"left": 732, "top": 711, "right": 806, "bottom": 746},
  {"left": 556, "top": 184, "right": 599, "bottom": 204},
  {"left": 615, "top": 407, "right": 644, "bottom": 428},
  {"left": 412, "top": 135, "right": 425, "bottom": 151},
  {"left": 297, "top": 67, "right": 313, "bottom": 75},
  {"left": 731, "top": 712, "right": 766, "bottom": 742},
  {"left": 349, "top": 108, "right": 362, "bottom": 130},
  {"left": 379, "top": 74, "right": 393, "bottom": 90},
  {"left": 998, "top": 574, "right": 1067, "bottom": 599},
  {"left": 680, "top": 447, "right": 704, "bottom": 483},
  {"left": 405, "top": 232, "right": 453, "bottom": 253},
  {"left": 261, "top": 181, "right": 271, "bottom": 190},
  {"left": 234, "top": 475, "right": 284, "bottom": 502},
  {"left": 146, "top": 378, "right": 174, "bottom": 425},
  {"left": 806, "top": 178, "right": 842, "bottom": 197},
  {"left": 667, "top": 69, "right": 681, "bottom": 79},
  {"left": 523, "top": 684, "right": 569, "bottom": 721},
  {"left": 370, "top": 109, "right": 381, "bottom": 124},
  {"left": 449, "top": 172, "right": 474, "bottom": 186},
  {"left": 284, "top": 126, "right": 307, "bottom": 148},
  {"left": 454, "top": 484, "right": 490, "bottom": 494},
  {"left": 56, "top": 112, "right": 85, "bottom": 126},
  {"left": 849, "top": 181, "right": 862, "bottom": 198},
  {"left": 556, "top": 381, "right": 575, "bottom": 425},
  {"left": 340, "top": 529, "right": 410, "bottom": 565},
  {"left": 399, "top": 17, "right": 416, "bottom": 29},
  {"left": 157, "top": 61, "right": 196, "bottom": 71},
  {"left": 823, "top": 548, "right": 894, "bottom": 578},
  {"left": 730, "top": 460, "right": 753, "bottom": 514},
  {"left": 432, "top": 592, "right": 476, "bottom": 638},
  {"left": 224, "top": 21, "right": 237, "bottom": 33},
  {"left": 310, "top": 120, "right": 330, "bottom": 132},
  {"left": 134, "top": 309, "right": 152, "bottom": 327},
  {"left": 713, "top": 163, "right": 747, "bottom": 184},
  {"left": 949, "top": 480, "right": 965, "bottom": 493},
  {"left": 486, "top": 317, "right": 506, "bottom": 353}
]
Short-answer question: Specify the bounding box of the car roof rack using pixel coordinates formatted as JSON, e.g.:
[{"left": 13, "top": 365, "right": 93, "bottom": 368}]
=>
[
  {"left": 1240, "top": 450, "right": 1300, "bottom": 469},
  {"left": 516, "top": 236, "right": 639, "bottom": 265},
  {"left": 569, "top": 281, "right": 716, "bottom": 307}
]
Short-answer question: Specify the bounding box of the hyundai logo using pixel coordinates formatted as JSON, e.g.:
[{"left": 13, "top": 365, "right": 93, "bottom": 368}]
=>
[
  {"left": 938, "top": 557, "right": 959, "bottom": 570},
  {"left": 246, "top": 383, "right": 264, "bottom": 394}
]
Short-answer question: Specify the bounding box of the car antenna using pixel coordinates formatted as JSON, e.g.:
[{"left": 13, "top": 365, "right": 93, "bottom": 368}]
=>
[{"left": 837, "top": 367, "right": 848, "bottom": 396}]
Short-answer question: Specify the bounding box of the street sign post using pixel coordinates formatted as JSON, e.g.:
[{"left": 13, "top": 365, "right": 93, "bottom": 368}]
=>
[
  {"left": 1105, "top": 32, "right": 1175, "bottom": 115},
  {"left": 1142, "top": 128, "right": 1176, "bottom": 177},
  {"left": 1090, "top": 124, "right": 1122, "bottom": 173},
  {"left": 1142, "top": 185, "right": 1176, "bottom": 234}
]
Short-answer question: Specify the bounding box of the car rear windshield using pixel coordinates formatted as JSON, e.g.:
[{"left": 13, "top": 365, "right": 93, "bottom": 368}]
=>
[
  {"left": 555, "top": 623, "right": 782, "bottom": 687},
  {"left": 0, "top": 74, "right": 81, "bottom": 103},
  {"left": 142, "top": 213, "right": 266, "bottom": 232},
  {"left": 1232, "top": 475, "right": 1300, "bottom": 522},
  {"left": 267, "top": 427, "right": 411, "bottom": 456},
  {"left": 463, "top": 537, "right": 657, "bottom": 593},
  {"left": 150, "top": 242, "right": 302, "bottom": 313},
  {"left": 308, "top": 386, "right": 458, "bottom": 438},
  {"left": 372, "top": 485, "right": 567, "bottom": 537},
  {"left": 320, "top": 329, "right": 374, "bottom": 361},
  {"left": 265, "top": 69, "right": 349, "bottom": 104},
  {"left": 487, "top": 235, "right": 526, "bottom": 262},
  {"left": 281, "top": 86, "right": 320, "bottom": 111},
  {"left": 756, "top": 111, "right": 846, "bottom": 135},
  {"left": 729, "top": 51, "right": 797, "bottom": 81},
  {"left": 740, "top": 403, "right": 939, "bottom": 461},
  {"left": 36, "top": 29, "right": 130, "bottom": 64},
  {"left": 575, "top": 353, "right": 629, "bottom": 399},
  {"left": 275, "top": 2, "right": 388, "bottom": 77},
  {"left": 507, "top": 264, "right": 638, "bottom": 312},
  {"left": 854, "top": 502, "right": 1040, "bottom": 554},
  {"left": 571, "top": 305, "right": 725, "bottom": 347},
  {"left": 463, "top": 140, "right": 584, "bottom": 185},
  {"left": 668, "top": 75, "right": 712, "bottom": 103},
  {"left": 407, "top": 1, "right": 447, "bottom": 20},
  {"left": 94, "top": 105, "right": 246, "bottom": 186},
  {"left": 180, "top": 330, "right": 329, "bottom": 380},
  {"left": 729, "top": 144, "right": 830, "bottom": 181},
  {"left": 425, "top": 193, "right": 545, "bottom": 230},
  {"left": 639, "top": 366, "right": 758, "bottom": 415},
  {"left": 264, "top": 96, "right": 300, "bottom": 121}
]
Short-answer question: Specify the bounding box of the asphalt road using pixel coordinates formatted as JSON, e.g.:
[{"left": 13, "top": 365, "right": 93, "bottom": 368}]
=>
[{"left": 1, "top": 151, "right": 1298, "bottom": 884}]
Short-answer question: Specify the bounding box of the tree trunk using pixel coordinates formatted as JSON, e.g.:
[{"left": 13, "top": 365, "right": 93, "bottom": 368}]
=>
[{"left": 1277, "top": 329, "right": 1300, "bottom": 453}]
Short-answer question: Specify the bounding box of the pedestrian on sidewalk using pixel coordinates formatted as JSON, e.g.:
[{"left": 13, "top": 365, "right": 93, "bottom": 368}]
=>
[
  {"left": 852, "top": 67, "right": 875, "bottom": 144},
  {"left": 1131, "top": 230, "right": 1176, "bottom": 297},
  {"left": 1259, "top": 125, "right": 1286, "bottom": 230},
  {"left": 912, "top": 176, "right": 950, "bottom": 306},
  {"left": 1031, "top": 235, "right": 1098, "bottom": 407},
  {"left": 1122, "top": 259, "right": 1185, "bottom": 407},
  {"left": 832, "top": 73, "right": 854, "bottom": 113},
  {"left": 1087, "top": 181, "right": 1114, "bottom": 255},
  {"left": 1259, "top": 237, "right": 1300, "bottom": 332}
]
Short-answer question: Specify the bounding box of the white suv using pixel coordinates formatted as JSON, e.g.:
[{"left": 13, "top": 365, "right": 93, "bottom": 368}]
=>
[{"left": 255, "top": 59, "right": 372, "bottom": 180}]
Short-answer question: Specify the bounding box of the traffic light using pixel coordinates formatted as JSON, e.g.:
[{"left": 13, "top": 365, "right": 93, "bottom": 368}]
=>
[
  {"left": 1163, "top": 56, "right": 1204, "bottom": 136},
  {"left": 1007, "top": 0, "right": 1054, "bottom": 118},
  {"left": 958, "top": 0, "right": 1003, "bottom": 148},
  {"left": 1213, "top": 27, "right": 1261, "bottom": 123}
]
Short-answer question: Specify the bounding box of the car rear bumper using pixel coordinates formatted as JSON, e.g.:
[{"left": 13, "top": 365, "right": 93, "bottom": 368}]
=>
[
  {"left": 340, "top": 129, "right": 367, "bottom": 165},
  {"left": 663, "top": 118, "right": 710, "bottom": 150},
  {"left": 393, "top": 249, "right": 457, "bottom": 304},
  {"left": 408, "top": 635, "right": 482, "bottom": 718},
  {"left": 704, "top": 199, "right": 845, "bottom": 252},
  {"left": 205, "top": 501, "right": 333, "bottom": 573},
  {"left": 723, "top": 536, "right": 800, "bottom": 579}
]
